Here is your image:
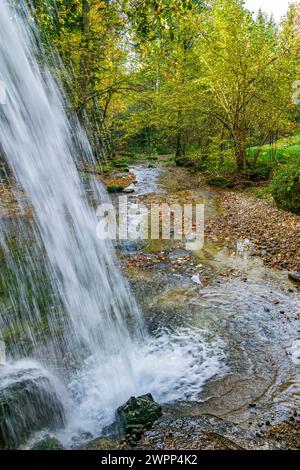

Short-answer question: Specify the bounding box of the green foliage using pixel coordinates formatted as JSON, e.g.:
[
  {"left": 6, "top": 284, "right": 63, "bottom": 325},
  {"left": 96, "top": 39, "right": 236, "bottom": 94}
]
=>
[
  {"left": 271, "top": 163, "right": 300, "bottom": 214},
  {"left": 31, "top": 0, "right": 131, "bottom": 158},
  {"left": 147, "top": 156, "right": 158, "bottom": 161},
  {"left": 191, "top": 149, "right": 236, "bottom": 173},
  {"left": 95, "top": 156, "right": 136, "bottom": 174},
  {"left": 253, "top": 186, "right": 272, "bottom": 200},
  {"left": 197, "top": 0, "right": 299, "bottom": 171},
  {"left": 30, "top": 0, "right": 300, "bottom": 185}
]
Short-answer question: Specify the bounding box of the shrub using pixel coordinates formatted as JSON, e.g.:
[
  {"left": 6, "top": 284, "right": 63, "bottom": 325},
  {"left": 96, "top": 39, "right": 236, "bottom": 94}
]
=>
[
  {"left": 270, "top": 164, "right": 300, "bottom": 214},
  {"left": 189, "top": 149, "right": 236, "bottom": 174}
]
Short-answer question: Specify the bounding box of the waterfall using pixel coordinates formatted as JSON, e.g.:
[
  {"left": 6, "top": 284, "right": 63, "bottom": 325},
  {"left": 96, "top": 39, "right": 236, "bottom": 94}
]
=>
[
  {"left": 0, "top": 0, "right": 223, "bottom": 447},
  {"left": 0, "top": 0, "right": 143, "bottom": 364},
  {"left": 0, "top": 0, "right": 145, "bottom": 442}
]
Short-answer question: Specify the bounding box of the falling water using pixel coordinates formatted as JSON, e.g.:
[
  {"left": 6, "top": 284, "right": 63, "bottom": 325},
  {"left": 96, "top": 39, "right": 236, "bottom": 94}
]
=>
[
  {"left": 0, "top": 0, "right": 223, "bottom": 447},
  {"left": 0, "top": 0, "right": 144, "bottom": 364}
]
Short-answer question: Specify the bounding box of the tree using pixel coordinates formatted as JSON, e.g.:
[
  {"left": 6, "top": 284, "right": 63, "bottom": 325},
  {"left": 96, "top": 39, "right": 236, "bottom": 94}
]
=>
[
  {"left": 30, "top": 0, "right": 299, "bottom": 169},
  {"left": 197, "top": 0, "right": 298, "bottom": 171},
  {"left": 31, "top": 0, "right": 131, "bottom": 158},
  {"left": 123, "top": 0, "right": 205, "bottom": 162}
]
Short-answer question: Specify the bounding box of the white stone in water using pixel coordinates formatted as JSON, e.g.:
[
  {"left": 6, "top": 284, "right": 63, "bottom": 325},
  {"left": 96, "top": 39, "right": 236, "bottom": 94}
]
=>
[
  {"left": 191, "top": 274, "right": 202, "bottom": 285},
  {"left": 290, "top": 340, "right": 300, "bottom": 366}
]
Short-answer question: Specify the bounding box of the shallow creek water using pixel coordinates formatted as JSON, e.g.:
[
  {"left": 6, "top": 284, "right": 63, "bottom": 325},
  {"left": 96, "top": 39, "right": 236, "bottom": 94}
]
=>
[{"left": 116, "top": 164, "right": 300, "bottom": 430}]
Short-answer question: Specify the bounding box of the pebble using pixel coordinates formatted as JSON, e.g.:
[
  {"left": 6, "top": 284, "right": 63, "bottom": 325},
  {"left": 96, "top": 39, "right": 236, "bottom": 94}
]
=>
[{"left": 191, "top": 274, "right": 202, "bottom": 285}]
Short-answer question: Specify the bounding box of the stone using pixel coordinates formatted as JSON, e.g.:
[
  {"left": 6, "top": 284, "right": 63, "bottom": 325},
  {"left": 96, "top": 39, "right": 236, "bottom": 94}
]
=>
[
  {"left": 111, "top": 173, "right": 128, "bottom": 179},
  {"left": 116, "top": 394, "right": 162, "bottom": 436},
  {"left": 122, "top": 186, "right": 135, "bottom": 194},
  {"left": 106, "top": 185, "right": 124, "bottom": 193},
  {"left": 288, "top": 272, "right": 300, "bottom": 284},
  {"left": 31, "top": 436, "right": 64, "bottom": 450},
  {"left": 0, "top": 366, "right": 65, "bottom": 449}
]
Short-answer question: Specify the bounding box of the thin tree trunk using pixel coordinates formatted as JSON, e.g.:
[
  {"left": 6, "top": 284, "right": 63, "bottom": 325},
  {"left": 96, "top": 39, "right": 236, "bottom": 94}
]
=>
[
  {"left": 175, "top": 109, "right": 186, "bottom": 165},
  {"left": 233, "top": 131, "right": 247, "bottom": 171},
  {"left": 175, "top": 132, "right": 186, "bottom": 165},
  {"left": 80, "top": 0, "right": 91, "bottom": 115}
]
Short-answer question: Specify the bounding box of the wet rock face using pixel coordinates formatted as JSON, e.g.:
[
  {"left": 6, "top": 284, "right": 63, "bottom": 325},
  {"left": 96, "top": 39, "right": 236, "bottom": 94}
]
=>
[
  {"left": 0, "top": 367, "right": 65, "bottom": 449},
  {"left": 116, "top": 394, "right": 162, "bottom": 436},
  {"left": 88, "top": 414, "right": 294, "bottom": 450},
  {"left": 138, "top": 415, "right": 285, "bottom": 450},
  {"left": 265, "top": 420, "right": 300, "bottom": 450}
]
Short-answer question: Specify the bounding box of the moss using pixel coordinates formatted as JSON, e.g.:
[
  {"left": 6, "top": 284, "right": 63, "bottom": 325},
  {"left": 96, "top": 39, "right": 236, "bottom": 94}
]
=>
[
  {"left": 116, "top": 394, "right": 162, "bottom": 436},
  {"left": 0, "top": 374, "right": 65, "bottom": 449},
  {"left": 31, "top": 436, "right": 64, "bottom": 450},
  {"left": 206, "top": 176, "right": 232, "bottom": 188},
  {"left": 114, "top": 158, "right": 129, "bottom": 169},
  {"left": 106, "top": 185, "right": 124, "bottom": 193},
  {"left": 0, "top": 235, "right": 68, "bottom": 356}
]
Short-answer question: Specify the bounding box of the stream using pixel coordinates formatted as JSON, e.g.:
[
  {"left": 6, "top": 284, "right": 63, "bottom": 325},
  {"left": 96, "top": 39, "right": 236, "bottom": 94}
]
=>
[
  {"left": 114, "top": 163, "right": 300, "bottom": 432},
  {"left": 1, "top": 162, "right": 299, "bottom": 449}
]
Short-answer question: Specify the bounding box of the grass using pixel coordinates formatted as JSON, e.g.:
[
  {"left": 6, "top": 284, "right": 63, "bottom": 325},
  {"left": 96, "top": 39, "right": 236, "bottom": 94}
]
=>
[
  {"left": 94, "top": 154, "right": 141, "bottom": 174},
  {"left": 247, "top": 134, "right": 300, "bottom": 166},
  {"left": 95, "top": 159, "right": 129, "bottom": 174},
  {"left": 184, "top": 134, "right": 300, "bottom": 189}
]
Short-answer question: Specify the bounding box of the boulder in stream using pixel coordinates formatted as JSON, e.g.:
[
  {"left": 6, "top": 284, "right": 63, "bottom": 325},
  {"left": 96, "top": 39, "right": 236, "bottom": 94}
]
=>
[
  {"left": 116, "top": 394, "right": 162, "bottom": 436},
  {"left": 31, "top": 436, "right": 64, "bottom": 450}
]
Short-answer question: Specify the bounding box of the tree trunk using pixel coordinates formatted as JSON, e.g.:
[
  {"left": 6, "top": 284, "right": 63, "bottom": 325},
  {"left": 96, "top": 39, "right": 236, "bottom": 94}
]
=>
[
  {"left": 79, "top": 0, "right": 91, "bottom": 114},
  {"left": 233, "top": 131, "right": 247, "bottom": 171},
  {"left": 175, "top": 132, "right": 186, "bottom": 166}
]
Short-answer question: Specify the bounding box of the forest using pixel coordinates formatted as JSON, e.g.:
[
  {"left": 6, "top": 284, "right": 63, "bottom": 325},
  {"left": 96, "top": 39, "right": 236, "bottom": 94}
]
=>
[{"left": 30, "top": 0, "right": 300, "bottom": 212}]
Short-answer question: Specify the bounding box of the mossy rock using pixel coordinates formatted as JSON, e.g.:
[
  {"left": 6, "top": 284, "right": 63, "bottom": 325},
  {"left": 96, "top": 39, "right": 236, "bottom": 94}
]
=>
[
  {"left": 116, "top": 393, "right": 162, "bottom": 436},
  {"left": 106, "top": 185, "right": 124, "bottom": 193},
  {"left": 0, "top": 367, "right": 65, "bottom": 449},
  {"left": 31, "top": 436, "right": 64, "bottom": 450}
]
